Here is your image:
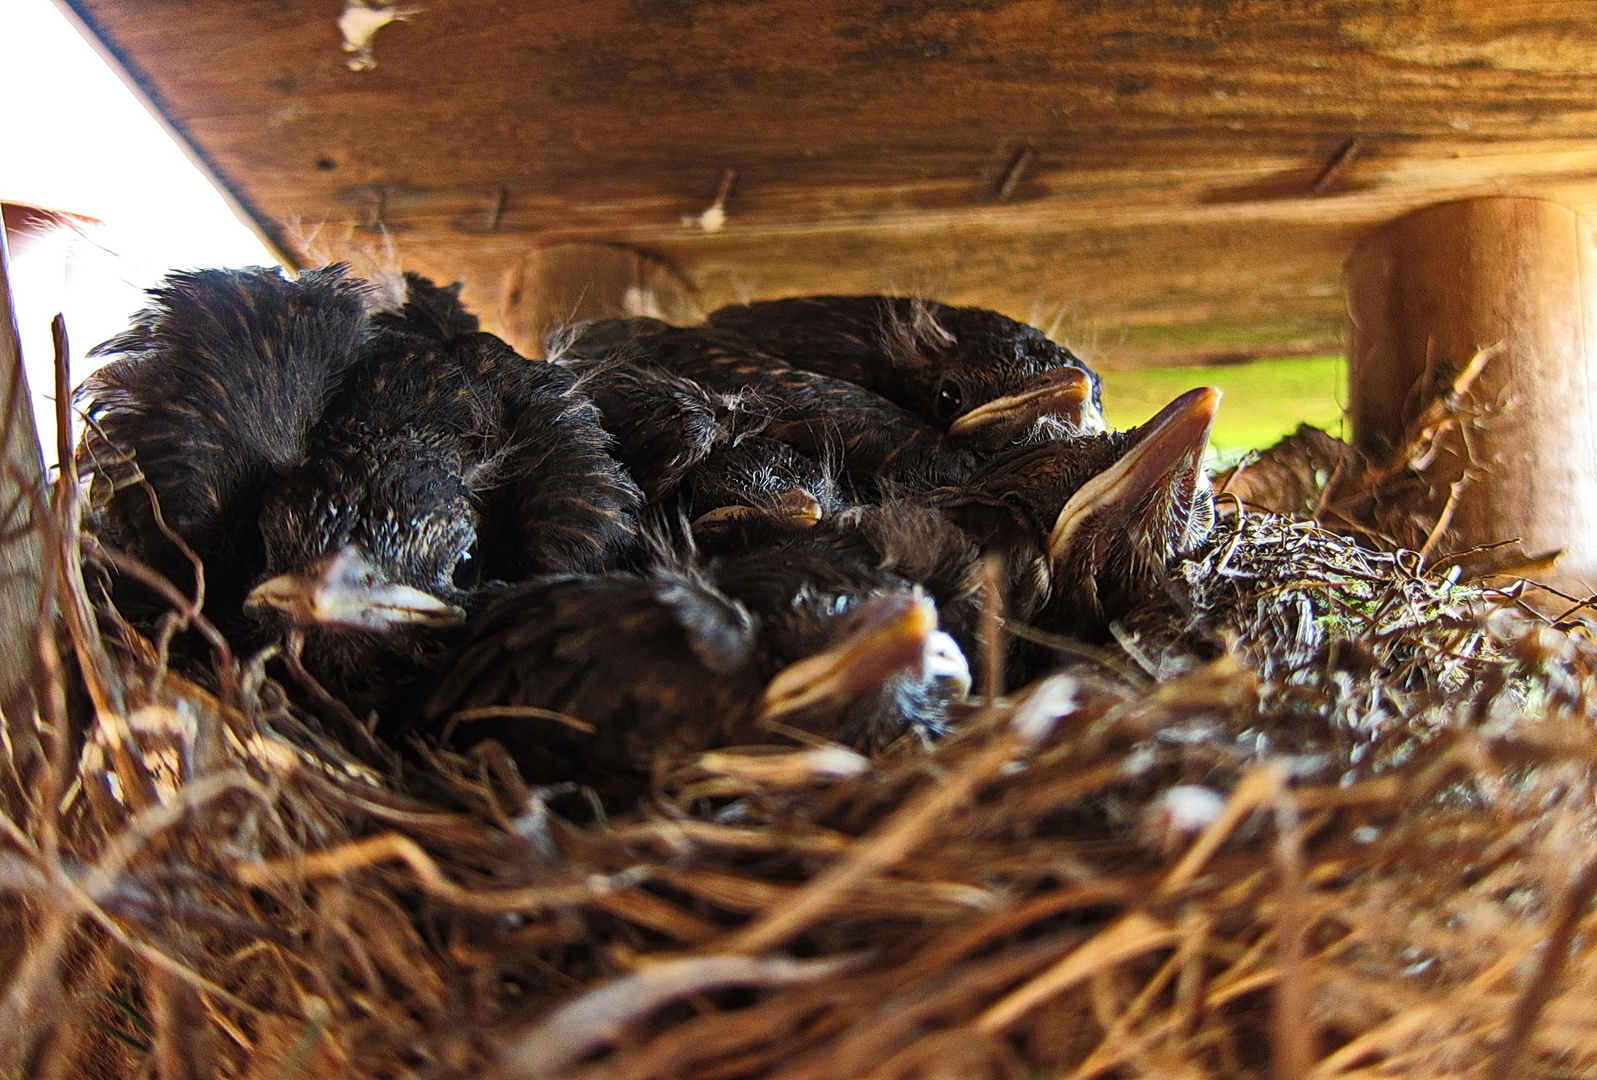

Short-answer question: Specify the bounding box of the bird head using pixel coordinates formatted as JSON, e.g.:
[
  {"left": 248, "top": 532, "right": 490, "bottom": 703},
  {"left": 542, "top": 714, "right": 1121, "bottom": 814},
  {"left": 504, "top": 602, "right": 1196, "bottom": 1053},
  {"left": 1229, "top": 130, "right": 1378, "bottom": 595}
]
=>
[
  {"left": 246, "top": 434, "right": 477, "bottom": 634},
  {"left": 1045, "top": 386, "right": 1221, "bottom": 634},
  {"left": 686, "top": 436, "right": 845, "bottom": 548},
  {"left": 75, "top": 265, "right": 372, "bottom": 603},
  {"left": 947, "top": 366, "right": 1107, "bottom": 446},
  {"left": 757, "top": 592, "right": 970, "bottom": 746},
  {"left": 703, "top": 296, "right": 1103, "bottom": 437},
  {"left": 877, "top": 301, "right": 1104, "bottom": 431}
]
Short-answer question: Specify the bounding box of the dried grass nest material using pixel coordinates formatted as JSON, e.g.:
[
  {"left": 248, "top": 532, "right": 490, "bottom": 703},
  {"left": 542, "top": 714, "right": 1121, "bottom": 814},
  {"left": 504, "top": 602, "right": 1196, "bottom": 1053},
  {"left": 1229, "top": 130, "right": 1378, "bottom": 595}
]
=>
[{"left": 6, "top": 492, "right": 1597, "bottom": 1079}]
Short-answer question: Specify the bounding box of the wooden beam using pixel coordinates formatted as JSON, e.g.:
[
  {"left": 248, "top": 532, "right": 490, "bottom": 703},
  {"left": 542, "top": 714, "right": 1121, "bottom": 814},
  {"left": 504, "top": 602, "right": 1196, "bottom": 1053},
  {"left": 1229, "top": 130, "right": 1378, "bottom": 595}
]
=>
[
  {"left": 0, "top": 224, "right": 48, "bottom": 736},
  {"left": 499, "top": 243, "right": 699, "bottom": 358},
  {"left": 58, "top": 0, "right": 1597, "bottom": 363}
]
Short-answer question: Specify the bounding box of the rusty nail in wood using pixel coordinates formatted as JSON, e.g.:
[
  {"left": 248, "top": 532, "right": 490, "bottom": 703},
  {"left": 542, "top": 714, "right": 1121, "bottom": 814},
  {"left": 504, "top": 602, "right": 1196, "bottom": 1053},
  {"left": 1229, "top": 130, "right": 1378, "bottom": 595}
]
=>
[
  {"left": 995, "top": 146, "right": 1035, "bottom": 202},
  {"left": 1311, "top": 137, "right": 1365, "bottom": 195}
]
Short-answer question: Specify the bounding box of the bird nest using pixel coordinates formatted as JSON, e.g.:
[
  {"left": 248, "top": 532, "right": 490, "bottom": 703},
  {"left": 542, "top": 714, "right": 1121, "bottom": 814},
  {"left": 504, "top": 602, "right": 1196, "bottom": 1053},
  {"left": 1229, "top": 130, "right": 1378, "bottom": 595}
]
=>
[{"left": 6, "top": 439, "right": 1597, "bottom": 1080}]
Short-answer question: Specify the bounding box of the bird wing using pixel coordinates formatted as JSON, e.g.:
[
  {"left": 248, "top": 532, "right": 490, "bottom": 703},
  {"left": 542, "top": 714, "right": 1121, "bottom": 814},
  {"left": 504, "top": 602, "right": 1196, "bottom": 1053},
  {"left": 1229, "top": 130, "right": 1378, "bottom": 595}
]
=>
[
  {"left": 427, "top": 572, "right": 760, "bottom": 773},
  {"left": 467, "top": 335, "right": 644, "bottom": 577},
  {"left": 704, "top": 296, "right": 885, "bottom": 386},
  {"left": 558, "top": 354, "right": 728, "bottom": 503},
  {"left": 636, "top": 325, "right": 975, "bottom": 492}
]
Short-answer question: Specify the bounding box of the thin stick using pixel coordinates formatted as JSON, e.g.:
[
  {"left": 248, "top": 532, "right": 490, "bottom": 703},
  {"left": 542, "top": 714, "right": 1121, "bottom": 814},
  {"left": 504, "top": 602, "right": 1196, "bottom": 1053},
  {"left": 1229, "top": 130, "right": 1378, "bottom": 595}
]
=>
[
  {"left": 238, "top": 832, "right": 654, "bottom": 916},
  {"left": 1417, "top": 478, "right": 1468, "bottom": 562},
  {"left": 1271, "top": 792, "right": 1314, "bottom": 1080},
  {"left": 442, "top": 705, "right": 594, "bottom": 737},
  {"left": 723, "top": 713, "right": 1022, "bottom": 955}
]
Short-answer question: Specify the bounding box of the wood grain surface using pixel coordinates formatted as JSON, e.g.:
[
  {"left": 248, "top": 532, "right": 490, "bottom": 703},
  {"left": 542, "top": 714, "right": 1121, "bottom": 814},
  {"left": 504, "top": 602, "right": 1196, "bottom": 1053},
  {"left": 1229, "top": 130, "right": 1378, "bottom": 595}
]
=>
[{"left": 59, "top": 0, "right": 1597, "bottom": 365}]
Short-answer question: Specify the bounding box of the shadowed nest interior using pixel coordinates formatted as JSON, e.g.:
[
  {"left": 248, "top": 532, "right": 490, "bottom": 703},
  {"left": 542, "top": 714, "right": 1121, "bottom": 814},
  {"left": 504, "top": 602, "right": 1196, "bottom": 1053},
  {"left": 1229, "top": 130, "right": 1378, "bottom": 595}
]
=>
[{"left": 4, "top": 399, "right": 1597, "bottom": 1080}]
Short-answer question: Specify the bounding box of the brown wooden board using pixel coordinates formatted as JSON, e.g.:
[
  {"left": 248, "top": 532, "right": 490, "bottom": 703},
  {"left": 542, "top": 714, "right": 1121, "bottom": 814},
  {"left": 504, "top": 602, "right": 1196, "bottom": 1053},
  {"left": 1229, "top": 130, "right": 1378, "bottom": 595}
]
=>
[
  {"left": 58, "top": 0, "right": 1597, "bottom": 366},
  {"left": 0, "top": 227, "right": 47, "bottom": 738}
]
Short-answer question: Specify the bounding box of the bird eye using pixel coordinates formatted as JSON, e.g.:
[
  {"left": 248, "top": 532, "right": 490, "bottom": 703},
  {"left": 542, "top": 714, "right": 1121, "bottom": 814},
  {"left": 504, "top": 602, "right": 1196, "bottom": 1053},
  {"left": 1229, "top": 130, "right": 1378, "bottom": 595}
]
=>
[
  {"left": 450, "top": 544, "right": 480, "bottom": 590},
  {"left": 934, "top": 379, "right": 964, "bottom": 422}
]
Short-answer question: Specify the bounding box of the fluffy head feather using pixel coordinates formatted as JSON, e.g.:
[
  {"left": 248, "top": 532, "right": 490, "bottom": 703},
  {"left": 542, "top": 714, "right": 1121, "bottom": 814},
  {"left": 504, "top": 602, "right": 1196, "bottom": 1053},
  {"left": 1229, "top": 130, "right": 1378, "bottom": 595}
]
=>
[{"left": 78, "top": 264, "right": 372, "bottom": 585}]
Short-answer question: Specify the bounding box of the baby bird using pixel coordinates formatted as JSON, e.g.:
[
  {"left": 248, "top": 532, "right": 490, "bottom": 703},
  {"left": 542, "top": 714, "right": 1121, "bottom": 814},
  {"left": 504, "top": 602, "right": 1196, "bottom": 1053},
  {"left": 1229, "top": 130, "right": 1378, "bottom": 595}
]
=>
[
  {"left": 79, "top": 266, "right": 371, "bottom": 623},
  {"left": 705, "top": 295, "right": 1105, "bottom": 434},
  {"left": 426, "top": 565, "right": 967, "bottom": 782},
  {"left": 1039, "top": 387, "right": 1220, "bottom": 638},
  {"left": 708, "top": 542, "right": 972, "bottom": 750},
  {"left": 558, "top": 317, "right": 1097, "bottom": 494},
  {"left": 936, "top": 386, "right": 1222, "bottom": 661},
  {"left": 682, "top": 436, "right": 847, "bottom": 552},
  {"left": 80, "top": 266, "right": 641, "bottom": 712}
]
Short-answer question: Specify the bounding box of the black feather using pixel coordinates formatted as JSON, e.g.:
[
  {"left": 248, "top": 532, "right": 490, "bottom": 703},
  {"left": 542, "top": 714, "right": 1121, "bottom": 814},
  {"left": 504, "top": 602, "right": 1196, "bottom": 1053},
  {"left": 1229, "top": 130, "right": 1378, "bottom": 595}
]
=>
[
  {"left": 369, "top": 271, "right": 480, "bottom": 342},
  {"left": 80, "top": 267, "right": 642, "bottom": 718},
  {"left": 425, "top": 568, "right": 763, "bottom": 780},
  {"left": 706, "top": 295, "right": 1103, "bottom": 427},
  {"left": 78, "top": 264, "right": 372, "bottom": 606}
]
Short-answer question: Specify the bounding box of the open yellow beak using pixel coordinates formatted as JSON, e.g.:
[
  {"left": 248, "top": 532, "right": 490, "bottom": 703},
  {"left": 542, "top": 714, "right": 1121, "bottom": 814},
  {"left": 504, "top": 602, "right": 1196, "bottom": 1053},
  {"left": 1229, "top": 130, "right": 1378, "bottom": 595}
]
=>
[
  {"left": 1049, "top": 386, "right": 1221, "bottom": 561},
  {"left": 758, "top": 593, "right": 940, "bottom": 723}
]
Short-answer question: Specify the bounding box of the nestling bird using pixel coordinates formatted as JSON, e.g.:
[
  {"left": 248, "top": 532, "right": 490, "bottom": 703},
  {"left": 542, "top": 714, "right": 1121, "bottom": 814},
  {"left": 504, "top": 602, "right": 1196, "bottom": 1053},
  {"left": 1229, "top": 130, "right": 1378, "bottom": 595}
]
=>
[
  {"left": 558, "top": 317, "right": 1099, "bottom": 493},
  {"left": 79, "top": 266, "right": 641, "bottom": 712},
  {"left": 1038, "top": 386, "right": 1220, "bottom": 639},
  {"left": 705, "top": 295, "right": 1105, "bottom": 435},
  {"left": 933, "top": 386, "right": 1222, "bottom": 661},
  {"left": 79, "top": 266, "right": 371, "bottom": 621},
  {"left": 682, "top": 435, "right": 847, "bottom": 552},
  {"left": 546, "top": 333, "right": 850, "bottom": 556},
  {"left": 426, "top": 564, "right": 968, "bottom": 780},
  {"left": 707, "top": 536, "right": 973, "bottom": 748}
]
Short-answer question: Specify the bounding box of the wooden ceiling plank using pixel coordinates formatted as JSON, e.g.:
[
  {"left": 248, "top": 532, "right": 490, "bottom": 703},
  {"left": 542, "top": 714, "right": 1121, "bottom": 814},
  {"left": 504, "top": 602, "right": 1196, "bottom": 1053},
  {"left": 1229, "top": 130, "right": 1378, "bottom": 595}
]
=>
[{"left": 54, "top": 0, "right": 1597, "bottom": 365}]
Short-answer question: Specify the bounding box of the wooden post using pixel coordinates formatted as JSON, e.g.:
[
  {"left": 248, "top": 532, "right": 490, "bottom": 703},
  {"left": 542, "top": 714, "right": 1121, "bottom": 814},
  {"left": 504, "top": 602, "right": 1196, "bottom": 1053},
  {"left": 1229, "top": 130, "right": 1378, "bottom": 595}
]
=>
[
  {"left": 499, "top": 243, "right": 700, "bottom": 358},
  {"left": 0, "top": 223, "right": 47, "bottom": 733},
  {"left": 1346, "top": 196, "right": 1597, "bottom": 596}
]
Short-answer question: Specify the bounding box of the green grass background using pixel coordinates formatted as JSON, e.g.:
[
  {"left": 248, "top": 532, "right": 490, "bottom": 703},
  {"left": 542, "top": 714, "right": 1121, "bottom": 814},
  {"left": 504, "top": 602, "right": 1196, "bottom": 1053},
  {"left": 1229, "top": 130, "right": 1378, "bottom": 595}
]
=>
[{"left": 1096, "top": 355, "right": 1348, "bottom": 462}]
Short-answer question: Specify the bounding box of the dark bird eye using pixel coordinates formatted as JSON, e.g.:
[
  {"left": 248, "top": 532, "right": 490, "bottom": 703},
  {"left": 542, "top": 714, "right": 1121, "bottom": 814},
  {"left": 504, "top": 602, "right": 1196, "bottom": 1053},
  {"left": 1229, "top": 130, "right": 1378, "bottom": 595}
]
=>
[
  {"left": 933, "top": 379, "right": 964, "bottom": 422},
  {"left": 451, "top": 544, "right": 480, "bottom": 590}
]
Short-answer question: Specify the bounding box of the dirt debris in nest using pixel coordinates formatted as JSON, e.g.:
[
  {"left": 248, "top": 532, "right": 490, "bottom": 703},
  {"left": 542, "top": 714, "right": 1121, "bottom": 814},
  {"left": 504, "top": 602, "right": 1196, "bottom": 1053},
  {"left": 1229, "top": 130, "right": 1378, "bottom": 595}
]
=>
[{"left": 8, "top": 433, "right": 1597, "bottom": 1079}]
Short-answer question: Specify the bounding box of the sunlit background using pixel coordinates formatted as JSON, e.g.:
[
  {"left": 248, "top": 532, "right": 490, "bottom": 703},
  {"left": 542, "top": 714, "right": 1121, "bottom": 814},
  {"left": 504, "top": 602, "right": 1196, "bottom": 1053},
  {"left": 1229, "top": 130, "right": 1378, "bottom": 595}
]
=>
[
  {"left": 1099, "top": 356, "right": 1346, "bottom": 466},
  {"left": 2, "top": 0, "right": 276, "bottom": 462},
  {"left": 3, "top": 0, "right": 1343, "bottom": 468}
]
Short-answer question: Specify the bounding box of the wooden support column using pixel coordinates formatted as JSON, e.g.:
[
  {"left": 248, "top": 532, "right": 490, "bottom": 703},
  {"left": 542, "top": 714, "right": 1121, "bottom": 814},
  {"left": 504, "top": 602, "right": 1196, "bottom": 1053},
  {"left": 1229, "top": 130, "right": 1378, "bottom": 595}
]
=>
[
  {"left": 1346, "top": 196, "right": 1597, "bottom": 596},
  {"left": 499, "top": 243, "right": 700, "bottom": 358},
  {"left": 0, "top": 225, "right": 47, "bottom": 732}
]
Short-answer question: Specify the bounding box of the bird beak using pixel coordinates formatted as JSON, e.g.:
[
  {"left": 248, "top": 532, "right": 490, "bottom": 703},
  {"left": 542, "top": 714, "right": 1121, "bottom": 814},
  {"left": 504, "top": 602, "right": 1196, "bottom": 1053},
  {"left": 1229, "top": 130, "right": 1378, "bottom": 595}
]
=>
[
  {"left": 690, "top": 488, "right": 825, "bottom": 535},
  {"left": 1049, "top": 386, "right": 1221, "bottom": 562},
  {"left": 948, "top": 367, "right": 1105, "bottom": 437},
  {"left": 758, "top": 593, "right": 939, "bottom": 723},
  {"left": 245, "top": 547, "right": 467, "bottom": 631}
]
